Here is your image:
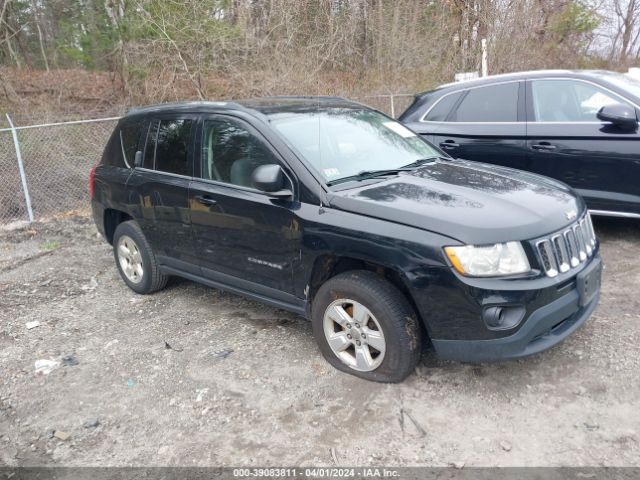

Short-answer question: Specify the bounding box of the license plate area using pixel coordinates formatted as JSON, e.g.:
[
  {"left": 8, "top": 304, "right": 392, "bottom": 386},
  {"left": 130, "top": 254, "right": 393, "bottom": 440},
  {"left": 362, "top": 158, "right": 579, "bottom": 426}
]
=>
[{"left": 576, "top": 257, "right": 601, "bottom": 307}]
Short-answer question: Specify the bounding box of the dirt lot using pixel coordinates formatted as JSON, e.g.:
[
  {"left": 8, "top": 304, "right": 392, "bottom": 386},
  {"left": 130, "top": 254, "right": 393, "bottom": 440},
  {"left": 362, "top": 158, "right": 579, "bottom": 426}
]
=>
[{"left": 1, "top": 212, "right": 639, "bottom": 467}]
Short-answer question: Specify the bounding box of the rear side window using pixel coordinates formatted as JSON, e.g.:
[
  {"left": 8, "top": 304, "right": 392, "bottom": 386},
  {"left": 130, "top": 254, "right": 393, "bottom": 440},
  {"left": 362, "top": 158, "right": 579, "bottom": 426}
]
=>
[
  {"left": 143, "top": 118, "right": 193, "bottom": 175},
  {"left": 450, "top": 83, "right": 519, "bottom": 122},
  {"left": 119, "top": 119, "right": 145, "bottom": 167},
  {"left": 424, "top": 91, "right": 462, "bottom": 121}
]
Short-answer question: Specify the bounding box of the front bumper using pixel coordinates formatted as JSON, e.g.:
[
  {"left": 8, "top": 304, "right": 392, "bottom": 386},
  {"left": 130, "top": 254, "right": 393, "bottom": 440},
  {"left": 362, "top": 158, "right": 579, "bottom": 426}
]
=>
[{"left": 430, "top": 255, "right": 602, "bottom": 362}]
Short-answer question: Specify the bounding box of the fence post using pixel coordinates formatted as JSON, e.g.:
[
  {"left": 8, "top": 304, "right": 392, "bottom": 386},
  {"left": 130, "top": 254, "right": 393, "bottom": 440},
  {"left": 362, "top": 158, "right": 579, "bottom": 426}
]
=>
[
  {"left": 6, "top": 114, "right": 34, "bottom": 223},
  {"left": 481, "top": 38, "right": 488, "bottom": 77},
  {"left": 390, "top": 95, "right": 396, "bottom": 118}
]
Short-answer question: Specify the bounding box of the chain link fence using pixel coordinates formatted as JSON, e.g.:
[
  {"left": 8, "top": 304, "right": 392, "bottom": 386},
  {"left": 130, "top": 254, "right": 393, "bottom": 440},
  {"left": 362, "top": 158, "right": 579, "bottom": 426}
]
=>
[
  {"left": 0, "top": 94, "right": 414, "bottom": 225},
  {"left": 0, "top": 117, "right": 120, "bottom": 225}
]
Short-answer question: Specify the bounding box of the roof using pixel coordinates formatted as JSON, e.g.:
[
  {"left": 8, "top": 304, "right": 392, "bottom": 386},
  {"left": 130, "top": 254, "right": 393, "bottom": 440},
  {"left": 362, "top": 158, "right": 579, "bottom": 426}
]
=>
[
  {"left": 423, "top": 69, "right": 617, "bottom": 96},
  {"left": 125, "top": 96, "right": 364, "bottom": 118}
]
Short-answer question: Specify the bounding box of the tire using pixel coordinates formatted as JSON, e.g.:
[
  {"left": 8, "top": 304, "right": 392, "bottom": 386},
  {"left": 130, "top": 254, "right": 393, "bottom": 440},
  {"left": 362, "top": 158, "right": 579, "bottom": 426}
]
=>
[
  {"left": 112, "top": 220, "right": 168, "bottom": 294},
  {"left": 311, "top": 270, "right": 422, "bottom": 383}
]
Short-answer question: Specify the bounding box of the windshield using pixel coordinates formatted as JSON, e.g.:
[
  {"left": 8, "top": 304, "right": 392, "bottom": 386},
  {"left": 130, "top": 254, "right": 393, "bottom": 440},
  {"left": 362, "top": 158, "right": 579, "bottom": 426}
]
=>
[
  {"left": 596, "top": 72, "right": 640, "bottom": 100},
  {"left": 269, "top": 108, "right": 441, "bottom": 184}
]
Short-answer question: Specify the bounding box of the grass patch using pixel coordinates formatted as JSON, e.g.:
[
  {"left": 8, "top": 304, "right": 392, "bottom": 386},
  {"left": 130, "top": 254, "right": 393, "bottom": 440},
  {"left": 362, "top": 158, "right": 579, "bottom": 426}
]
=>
[{"left": 40, "top": 240, "right": 61, "bottom": 251}]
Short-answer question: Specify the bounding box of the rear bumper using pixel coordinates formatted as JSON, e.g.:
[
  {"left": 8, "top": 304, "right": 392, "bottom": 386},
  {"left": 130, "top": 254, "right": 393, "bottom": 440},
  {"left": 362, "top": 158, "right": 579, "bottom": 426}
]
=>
[
  {"left": 431, "top": 265, "right": 601, "bottom": 363},
  {"left": 91, "top": 199, "right": 106, "bottom": 238}
]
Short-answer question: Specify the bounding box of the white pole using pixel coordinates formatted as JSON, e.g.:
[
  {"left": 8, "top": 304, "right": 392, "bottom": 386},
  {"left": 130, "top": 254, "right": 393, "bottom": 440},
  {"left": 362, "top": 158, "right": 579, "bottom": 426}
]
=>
[
  {"left": 6, "top": 114, "right": 35, "bottom": 223},
  {"left": 390, "top": 95, "right": 396, "bottom": 118},
  {"left": 481, "top": 38, "right": 488, "bottom": 77}
]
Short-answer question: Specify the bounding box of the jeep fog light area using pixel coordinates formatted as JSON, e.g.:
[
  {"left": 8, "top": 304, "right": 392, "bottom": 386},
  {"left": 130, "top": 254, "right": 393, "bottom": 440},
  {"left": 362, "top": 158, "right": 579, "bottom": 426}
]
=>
[{"left": 91, "top": 97, "right": 601, "bottom": 382}]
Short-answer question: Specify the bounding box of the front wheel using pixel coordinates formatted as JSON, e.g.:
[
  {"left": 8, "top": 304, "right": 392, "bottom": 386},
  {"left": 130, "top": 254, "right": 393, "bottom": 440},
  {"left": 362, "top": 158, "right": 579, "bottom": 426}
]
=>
[{"left": 311, "top": 270, "right": 422, "bottom": 383}]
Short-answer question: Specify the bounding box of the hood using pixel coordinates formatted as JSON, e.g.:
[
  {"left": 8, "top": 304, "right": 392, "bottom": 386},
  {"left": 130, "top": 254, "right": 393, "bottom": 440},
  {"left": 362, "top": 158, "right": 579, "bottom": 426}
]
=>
[{"left": 327, "top": 159, "right": 585, "bottom": 245}]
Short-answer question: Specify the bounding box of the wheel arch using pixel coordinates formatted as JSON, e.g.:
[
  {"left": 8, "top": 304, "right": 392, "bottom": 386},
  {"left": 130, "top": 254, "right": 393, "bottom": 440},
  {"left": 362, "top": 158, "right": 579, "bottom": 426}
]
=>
[
  {"left": 103, "top": 208, "right": 133, "bottom": 245},
  {"left": 306, "top": 254, "right": 423, "bottom": 332}
]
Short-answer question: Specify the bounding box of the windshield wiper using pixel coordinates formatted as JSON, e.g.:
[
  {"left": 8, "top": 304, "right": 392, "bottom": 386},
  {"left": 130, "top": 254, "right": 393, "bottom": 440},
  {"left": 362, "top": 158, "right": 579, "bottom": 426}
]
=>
[
  {"left": 326, "top": 155, "right": 453, "bottom": 187},
  {"left": 402, "top": 156, "right": 449, "bottom": 168},
  {"left": 326, "top": 168, "right": 414, "bottom": 186}
]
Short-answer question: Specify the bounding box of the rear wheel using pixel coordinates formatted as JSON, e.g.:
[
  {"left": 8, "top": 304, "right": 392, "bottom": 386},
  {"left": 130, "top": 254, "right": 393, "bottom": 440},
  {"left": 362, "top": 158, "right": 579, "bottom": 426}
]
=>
[
  {"left": 112, "top": 221, "right": 168, "bottom": 294},
  {"left": 312, "top": 270, "right": 422, "bottom": 383}
]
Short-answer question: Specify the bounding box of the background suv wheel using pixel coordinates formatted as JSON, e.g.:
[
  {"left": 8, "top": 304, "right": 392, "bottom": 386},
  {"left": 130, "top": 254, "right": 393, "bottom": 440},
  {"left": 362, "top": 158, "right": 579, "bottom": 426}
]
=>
[
  {"left": 112, "top": 220, "right": 168, "bottom": 294},
  {"left": 311, "top": 270, "right": 422, "bottom": 383}
]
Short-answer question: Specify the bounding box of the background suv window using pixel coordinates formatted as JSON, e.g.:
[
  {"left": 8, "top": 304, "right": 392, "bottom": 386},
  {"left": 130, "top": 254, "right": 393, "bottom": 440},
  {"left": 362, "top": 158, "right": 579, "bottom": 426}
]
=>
[
  {"left": 450, "top": 83, "right": 519, "bottom": 122},
  {"left": 202, "top": 119, "right": 279, "bottom": 188},
  {"left": 531, "top": 79, "right": 632, "bottom": 122},
  {"left": 423, "top": 91, "right": 462, "bottom": 121},
  {"left": 143, "top": 118, "right": 192, "bottom": 175}
]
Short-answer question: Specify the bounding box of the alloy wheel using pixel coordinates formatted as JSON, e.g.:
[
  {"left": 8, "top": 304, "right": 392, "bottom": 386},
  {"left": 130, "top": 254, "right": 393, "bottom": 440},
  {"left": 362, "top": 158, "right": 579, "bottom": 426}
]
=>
[
  {"left": 117, "top": 235, "right": 144, "bottom": 284},
  {"left": 322, "top": 298, "right": 386, "bottom": 372}
]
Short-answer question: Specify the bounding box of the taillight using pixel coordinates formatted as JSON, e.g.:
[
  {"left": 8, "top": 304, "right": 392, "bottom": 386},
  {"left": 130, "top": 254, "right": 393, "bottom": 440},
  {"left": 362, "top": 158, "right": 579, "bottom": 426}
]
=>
[{"left": 89, "top": 165, "right": 97, "bottom": 199}]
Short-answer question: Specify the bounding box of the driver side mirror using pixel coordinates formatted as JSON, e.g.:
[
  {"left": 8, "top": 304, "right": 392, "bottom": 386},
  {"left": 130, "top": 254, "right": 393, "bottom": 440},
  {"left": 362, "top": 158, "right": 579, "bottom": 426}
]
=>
[
  {"left": 251, "top": 164, "right": 292, "bottom": 198},
  {"left": 597, "top": 103, "right": 638, "bottom": 130}
]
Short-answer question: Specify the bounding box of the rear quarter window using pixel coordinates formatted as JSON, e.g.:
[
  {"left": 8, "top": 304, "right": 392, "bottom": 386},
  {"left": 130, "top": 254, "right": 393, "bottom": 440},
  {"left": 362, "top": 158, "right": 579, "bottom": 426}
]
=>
[
  {"left": 120, "top": 118, "right": 145, "bottom": 167},
  {"left": 450, "top": 83, "right": 519, "bottom": 122},
  {"left": 100, "top": 118, "right": 145, "bottom": 168},
  {"left": 100, "top": 128, "right": 123, "bottom": 167},
  {"left": 423, "top": 91, "right": 463, "bottom": 121}
]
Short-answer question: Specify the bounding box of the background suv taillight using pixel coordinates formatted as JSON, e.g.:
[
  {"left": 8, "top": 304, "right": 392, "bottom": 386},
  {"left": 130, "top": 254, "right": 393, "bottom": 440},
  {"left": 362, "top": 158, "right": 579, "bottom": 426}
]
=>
[{"left": 89, "top": 165, "right": 97, "bottom": 199}]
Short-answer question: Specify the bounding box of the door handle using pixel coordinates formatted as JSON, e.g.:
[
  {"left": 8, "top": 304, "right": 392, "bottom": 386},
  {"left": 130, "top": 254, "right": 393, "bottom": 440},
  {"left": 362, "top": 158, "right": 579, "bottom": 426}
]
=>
[
  {"left": 440, "top": 140, "right": 460, "bottom": 149},
  {"left": 531, "top": 142, "right": 557, "bottom": 151},
  {"left": 195, "top": 195, "right": 217, "bottom": 206}
]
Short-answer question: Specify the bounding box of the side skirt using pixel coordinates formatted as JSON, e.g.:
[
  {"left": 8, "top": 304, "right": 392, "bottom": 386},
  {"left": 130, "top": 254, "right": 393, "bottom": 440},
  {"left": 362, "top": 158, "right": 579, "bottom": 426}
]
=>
[{"left": 159, "top": 265, "right": 309, "bottom": 318}]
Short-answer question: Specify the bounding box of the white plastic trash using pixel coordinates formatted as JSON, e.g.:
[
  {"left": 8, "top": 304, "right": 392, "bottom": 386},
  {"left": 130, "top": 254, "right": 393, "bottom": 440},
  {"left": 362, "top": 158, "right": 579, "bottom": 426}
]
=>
[{"left": 34, "top": 359, "right": 60, "bottom": 375}]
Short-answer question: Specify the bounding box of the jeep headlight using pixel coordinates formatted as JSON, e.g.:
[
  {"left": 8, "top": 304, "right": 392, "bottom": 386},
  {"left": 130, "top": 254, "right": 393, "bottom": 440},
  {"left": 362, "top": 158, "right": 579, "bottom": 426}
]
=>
[{"left": 444, "top": 242, "right": 530, "bottom": 277}]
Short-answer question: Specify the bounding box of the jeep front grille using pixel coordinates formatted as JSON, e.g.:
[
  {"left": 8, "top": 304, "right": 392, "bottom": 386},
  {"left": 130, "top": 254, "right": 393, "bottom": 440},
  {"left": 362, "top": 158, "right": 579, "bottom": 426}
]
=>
[{"left": 535, "top": 213, "right": 597, "bottom": 278}]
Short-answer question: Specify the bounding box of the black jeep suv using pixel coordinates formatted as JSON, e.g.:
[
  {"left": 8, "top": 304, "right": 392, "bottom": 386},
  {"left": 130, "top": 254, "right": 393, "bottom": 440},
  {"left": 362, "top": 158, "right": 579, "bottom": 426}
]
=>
[{"left": 91, "top": 97, "right": 602, "bottom": 382}]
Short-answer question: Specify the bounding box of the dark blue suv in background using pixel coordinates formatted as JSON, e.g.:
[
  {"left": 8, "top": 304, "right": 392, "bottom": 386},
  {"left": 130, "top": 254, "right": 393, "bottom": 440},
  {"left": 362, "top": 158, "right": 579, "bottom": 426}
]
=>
[
  {"left": 400, "top": 70, "right": 640, "bottom": 218},
  {"left": 91, "top": 97, "right": 601, "bottom": 382}
]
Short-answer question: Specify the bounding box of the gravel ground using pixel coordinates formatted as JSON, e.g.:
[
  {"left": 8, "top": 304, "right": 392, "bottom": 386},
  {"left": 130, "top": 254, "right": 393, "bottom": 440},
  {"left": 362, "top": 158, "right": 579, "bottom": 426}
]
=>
[{"left": 0, "top": 212, "right": 639, "bottom": 467}]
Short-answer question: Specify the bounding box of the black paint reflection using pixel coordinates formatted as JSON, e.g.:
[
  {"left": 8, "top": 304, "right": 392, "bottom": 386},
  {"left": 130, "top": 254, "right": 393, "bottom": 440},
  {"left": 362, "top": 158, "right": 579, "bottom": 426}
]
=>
[{"left": 357, "top": 181, "right": 482, "bottom": 208}]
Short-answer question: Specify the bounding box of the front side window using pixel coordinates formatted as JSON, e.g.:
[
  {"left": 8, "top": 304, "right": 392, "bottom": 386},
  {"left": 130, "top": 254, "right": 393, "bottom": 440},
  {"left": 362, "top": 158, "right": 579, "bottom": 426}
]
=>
[
  {"left": 531, "top": 79, "right": 632, "bottom": 122},
  {"left": 143, "top": 118, "right": 193, "bottom": 175},
  {"left": 450, "top": 83, "right": 519, "bottom": 122},
  {"left": 201, "top": 118, "right": 279, "bottom": 188},
  {"left": 270, "top": 108, "right": 439, "bottom": 184}
]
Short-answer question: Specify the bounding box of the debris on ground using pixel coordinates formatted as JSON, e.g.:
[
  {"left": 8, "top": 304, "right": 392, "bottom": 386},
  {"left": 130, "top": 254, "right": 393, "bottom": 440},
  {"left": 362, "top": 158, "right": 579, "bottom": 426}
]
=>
[
  {"left": 451, "top": 461, "right": 465, "bottom": 469},
  {"left": 126, "top": 379, "right": 135, "bottom": 389},
  {"left": 53, "top": 431, "right": 70, "bottom": 441},
  {"left": 62, "top": 355, "right": 79, "bottom": 367},
  {"left": 103, "top": 339, "right": 119, "bottom": 350},
  {"left": 212, "top": 347, "right": 233, "bottom": 360},
  {"left": 34, "top": 359, "right": 59, "bottom": 375},
  {"left": 330, "top": 447, "right": 339, "bottom": 465},
  {"left": 25, "top": 320, "right": 40, "bottom": 330},
  {"left": 83, "top": 419, "right": 100, "bottom": 429},
  {"left": 195, "top": 388, "right": 208, "bottom": 403},
  {"left": 500, "top": 440, "right": 512, "bottom": 452},
  {"left": 399, "top": 407, "right": 427, "bottom": 437},
  {"left": 164, "top": 340, "right": 183, "bottom": 352},
  {"left": 81, "top": 277, "right": 98, "bottom": 291}
]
